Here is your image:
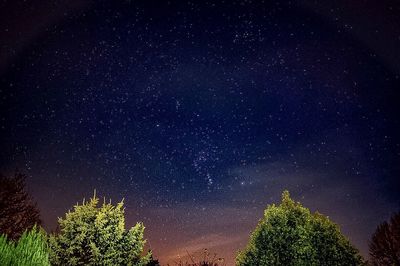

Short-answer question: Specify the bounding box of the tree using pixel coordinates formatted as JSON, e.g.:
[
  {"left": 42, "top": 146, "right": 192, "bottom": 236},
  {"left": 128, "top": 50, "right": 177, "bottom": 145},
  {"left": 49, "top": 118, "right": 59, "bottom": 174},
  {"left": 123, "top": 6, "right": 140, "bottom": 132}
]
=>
[
  {"left": 0, "top": 172, "right": 41, "bottom": 240},
  {"left": 236, "top": 191, "right": 363, "bottom": 266},
  {"left": 369, "top": 212, "right": 400, "bottom": 266},
  {"left": 49, "top": 191, "right": 151, "bottom": 265},
  {"left": 0, "top": 225, "right": 50, "bottom": 266}
]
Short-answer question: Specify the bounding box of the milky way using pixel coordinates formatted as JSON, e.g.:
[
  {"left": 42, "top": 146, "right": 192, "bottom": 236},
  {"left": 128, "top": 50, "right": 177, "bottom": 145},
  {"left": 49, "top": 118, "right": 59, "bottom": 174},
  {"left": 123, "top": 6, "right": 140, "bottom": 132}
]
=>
[{"left": 1, "top": 1, "right": 400, "bottom": 264}]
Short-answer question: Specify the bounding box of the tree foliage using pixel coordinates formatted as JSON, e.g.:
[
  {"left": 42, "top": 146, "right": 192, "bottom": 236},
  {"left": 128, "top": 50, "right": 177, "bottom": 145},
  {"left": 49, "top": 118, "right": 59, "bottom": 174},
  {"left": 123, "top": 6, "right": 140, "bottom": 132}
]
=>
[
  {"left": 0, "top": 172, "right": 41, "bottom": 240},
  {"left": 49, "top": 192, "right": 151, "bottom": 265},
  {"left": 369, "top": 212, "right": 400, "bottom": 266},
  {"left": 0, "top": 225, "right": 50, "bottom": 266},
  {"left": 236, "top": 191, "right": 363, "bottom": 266}
]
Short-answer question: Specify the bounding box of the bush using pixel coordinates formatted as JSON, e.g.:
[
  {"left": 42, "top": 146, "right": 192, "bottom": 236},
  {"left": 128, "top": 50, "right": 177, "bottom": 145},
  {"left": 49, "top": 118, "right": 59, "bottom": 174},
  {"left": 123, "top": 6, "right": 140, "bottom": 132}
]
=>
[
  {"left": 146, "top": 253, "right": 161, "bottom": 266},
  {"left": 236, "top": 191, "right": 363, "bottom": 266},
  {"left": 0, "top": 225, "right": 50, "bottom": 266},
  {"left": 170, "top": 249, "right": 225, "bottom": 266},
  {"left": 49, "top": 191, "right": 151, "bottom": 265}
]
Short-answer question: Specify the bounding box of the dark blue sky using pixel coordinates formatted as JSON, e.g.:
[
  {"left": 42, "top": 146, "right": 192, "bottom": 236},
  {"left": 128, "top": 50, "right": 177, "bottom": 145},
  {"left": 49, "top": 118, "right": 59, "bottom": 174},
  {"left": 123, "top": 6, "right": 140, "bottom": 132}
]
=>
[{"left": 1, "top": 0, "right": 400, "bottom": 264}]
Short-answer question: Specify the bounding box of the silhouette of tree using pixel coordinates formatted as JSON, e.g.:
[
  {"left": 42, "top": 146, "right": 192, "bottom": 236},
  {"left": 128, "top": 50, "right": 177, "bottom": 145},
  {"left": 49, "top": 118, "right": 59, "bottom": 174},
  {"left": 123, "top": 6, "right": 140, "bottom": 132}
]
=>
[
  {"left": 0, "top": 171, "right": 41, "bottom": 240},
  {"left": 147, "top": 253, "right": 161, "bottom": 266},
  {"left": 169, "top": 249, "right": 225, "bottom": 266},
  {"left": 369, "top": 212, "right": 400, "bottom": 266}
]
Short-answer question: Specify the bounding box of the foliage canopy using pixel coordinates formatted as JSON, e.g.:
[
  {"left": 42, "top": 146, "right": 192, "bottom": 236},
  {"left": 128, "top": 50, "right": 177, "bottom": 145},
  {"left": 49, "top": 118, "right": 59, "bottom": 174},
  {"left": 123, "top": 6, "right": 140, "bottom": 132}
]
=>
[
  {"left": 49, "top": 192, "right": 151, "bottom": 265},
  {"left": 236, "top": 191, "right": 363, "bottom": 266},
  {"left": 0, "top": 225, "right": 50, "bottom": 266}
]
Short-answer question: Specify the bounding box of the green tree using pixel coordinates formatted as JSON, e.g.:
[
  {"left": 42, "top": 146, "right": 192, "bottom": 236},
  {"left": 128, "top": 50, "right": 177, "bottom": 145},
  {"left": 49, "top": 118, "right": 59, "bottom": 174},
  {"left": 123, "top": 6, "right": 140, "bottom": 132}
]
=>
[
  {"left": 0, "top": 225, "right": 50, "bottom": 266},
  {"left": 49, "top": 192, "right": 151, "bottom": 265},
  {"left": 236, "top": 191, "right": 363, "bottom": 266}
]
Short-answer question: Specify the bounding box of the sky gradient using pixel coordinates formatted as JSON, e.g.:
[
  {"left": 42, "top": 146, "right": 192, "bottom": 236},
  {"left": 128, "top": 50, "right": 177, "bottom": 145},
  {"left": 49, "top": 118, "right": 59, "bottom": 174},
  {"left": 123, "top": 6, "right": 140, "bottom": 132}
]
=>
[{"left": 1, "top": 0, "right": 400, "bottom": 264}]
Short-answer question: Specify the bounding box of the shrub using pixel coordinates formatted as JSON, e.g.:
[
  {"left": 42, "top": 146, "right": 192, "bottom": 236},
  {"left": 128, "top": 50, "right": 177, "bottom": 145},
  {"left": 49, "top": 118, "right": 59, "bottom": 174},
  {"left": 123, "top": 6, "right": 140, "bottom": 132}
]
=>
[
  {"left": 236, "top": 191, "right": 363, "bottom": 266},
  {"left": 146, "top": 253, "right": 161, "bottom": 266},
  {"left": 170, "top": 249, "right": 225, "bottom": 266},
  {"left": 0, "top": 225, "right": 50, "bottom": 266},
  {"left": 49, "top": 191, "right": 151, "bottom": 265}
]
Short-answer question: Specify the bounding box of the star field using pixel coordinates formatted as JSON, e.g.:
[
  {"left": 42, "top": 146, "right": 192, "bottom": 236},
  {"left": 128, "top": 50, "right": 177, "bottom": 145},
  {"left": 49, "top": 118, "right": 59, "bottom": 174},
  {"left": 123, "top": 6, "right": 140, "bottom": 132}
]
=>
[{"left": 1, "top": 0, "right": 400, "bottom": 264}]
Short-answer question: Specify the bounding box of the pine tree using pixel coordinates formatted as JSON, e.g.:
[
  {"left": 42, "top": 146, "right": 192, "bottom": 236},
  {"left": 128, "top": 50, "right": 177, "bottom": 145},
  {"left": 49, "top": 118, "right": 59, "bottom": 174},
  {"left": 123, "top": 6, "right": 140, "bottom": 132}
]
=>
[
  {"left": 49, "top": 191, "right": 151, "bottom": 265},
  {"left": 0, "top": 172, "right": 41, "bottom": 240},
  {"left": 236, "top": 191, "right": 363, "bottom": 266}
]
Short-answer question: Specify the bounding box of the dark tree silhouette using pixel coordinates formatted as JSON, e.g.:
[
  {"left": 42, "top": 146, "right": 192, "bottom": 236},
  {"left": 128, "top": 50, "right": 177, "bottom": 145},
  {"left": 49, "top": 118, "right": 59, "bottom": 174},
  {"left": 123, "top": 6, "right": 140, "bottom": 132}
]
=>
[
  {"left": 169, "top": 249, "right": 225, "bottom": 266},
  {"left": 147, "top": 253, "right": 161, "bottom": 266},
  {"left": 0, "top": 171, "right": 41, "bottom": 240},
  {"left": 369, "top": 212, "right": 400, "bottom": 266}
]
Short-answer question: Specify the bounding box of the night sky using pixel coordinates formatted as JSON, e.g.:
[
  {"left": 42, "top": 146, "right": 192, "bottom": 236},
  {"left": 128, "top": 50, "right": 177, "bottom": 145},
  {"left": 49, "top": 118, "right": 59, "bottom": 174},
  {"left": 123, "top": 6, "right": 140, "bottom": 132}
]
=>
[{"left": 1, "top": 0, "right": 400, "bottom": 264}]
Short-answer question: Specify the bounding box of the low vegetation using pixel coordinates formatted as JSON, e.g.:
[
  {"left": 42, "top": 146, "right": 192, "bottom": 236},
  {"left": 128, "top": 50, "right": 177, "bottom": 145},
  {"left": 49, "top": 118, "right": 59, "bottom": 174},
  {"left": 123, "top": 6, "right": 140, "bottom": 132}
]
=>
[
  {"left": 1, "top": 172, "right": 399, "bottom": 265},
  {"left": 0, "top": 226, "right": 50, "bottom": 266},
  {"left": 169, "top": 249, "right": 225, "bottom": 266}
]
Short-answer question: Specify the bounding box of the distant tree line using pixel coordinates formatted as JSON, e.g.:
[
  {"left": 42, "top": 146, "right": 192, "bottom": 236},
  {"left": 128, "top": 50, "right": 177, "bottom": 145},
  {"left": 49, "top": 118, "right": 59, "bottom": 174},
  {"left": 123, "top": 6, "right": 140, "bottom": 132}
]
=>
[{"left": 0, "top": 171, "right": 399, "bottom": 265}]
